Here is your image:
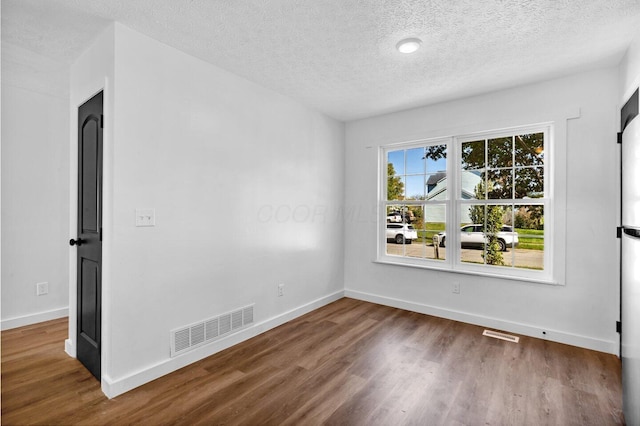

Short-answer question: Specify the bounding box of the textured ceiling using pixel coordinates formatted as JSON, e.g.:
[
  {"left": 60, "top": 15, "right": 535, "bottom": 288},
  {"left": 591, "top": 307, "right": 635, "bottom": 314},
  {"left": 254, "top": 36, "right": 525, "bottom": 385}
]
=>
[{"left": 2, "top": 0, "right": 640, "bottom": 121}]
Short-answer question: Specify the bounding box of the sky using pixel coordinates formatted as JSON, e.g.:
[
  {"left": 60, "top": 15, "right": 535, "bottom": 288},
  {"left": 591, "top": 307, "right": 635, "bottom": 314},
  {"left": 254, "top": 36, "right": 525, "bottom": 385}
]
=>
[{"left": 388, "top": 145, "right": 447, "bottom": 199}]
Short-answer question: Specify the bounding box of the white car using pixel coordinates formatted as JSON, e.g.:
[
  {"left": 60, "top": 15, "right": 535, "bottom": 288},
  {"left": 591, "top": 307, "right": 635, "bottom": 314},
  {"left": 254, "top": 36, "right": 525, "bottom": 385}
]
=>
[
  {"left": 436, "top": 225, "right": 518, "bottom": 252},
  {"left": 387, "top": 211, "right": 415, "bottom": 223},
  {"left": 386, "top": 213, "right": 403, "bottom": 223},
  {"left": 386, "top": 223, "right": 418, "bottom": 244}
]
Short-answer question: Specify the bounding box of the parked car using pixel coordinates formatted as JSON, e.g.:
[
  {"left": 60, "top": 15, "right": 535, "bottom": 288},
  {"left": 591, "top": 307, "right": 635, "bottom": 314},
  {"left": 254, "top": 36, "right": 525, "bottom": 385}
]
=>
[
  {"left": 386, "top": 223, "right": 418, "bottom": 244},
  {"left": 387, "top": 210, "right": 415, "bottom": 223},
  {"left": 435, "top": 225, "right": 518, "bottom": 251},
  {"left": 386, "top": 212, "right": 403, "bottom": 222}
]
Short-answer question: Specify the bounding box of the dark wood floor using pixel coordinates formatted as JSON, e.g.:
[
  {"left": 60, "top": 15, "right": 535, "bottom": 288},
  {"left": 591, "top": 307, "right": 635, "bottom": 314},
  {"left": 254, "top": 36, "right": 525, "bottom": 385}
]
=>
[{"left": 1, "top": 298, "right": 624, "bottom": 425}]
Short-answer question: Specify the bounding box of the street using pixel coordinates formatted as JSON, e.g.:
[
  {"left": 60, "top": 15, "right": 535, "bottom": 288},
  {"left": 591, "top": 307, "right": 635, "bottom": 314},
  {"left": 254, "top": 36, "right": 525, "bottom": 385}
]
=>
[{"left": 386, "top": 242, "right": 543, "bottom": 270}]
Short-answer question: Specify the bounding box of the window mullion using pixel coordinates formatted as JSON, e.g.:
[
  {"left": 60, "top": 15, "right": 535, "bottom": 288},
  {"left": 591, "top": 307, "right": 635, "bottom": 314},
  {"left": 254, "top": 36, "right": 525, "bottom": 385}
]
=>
[{"left": 450, "top": 136, "right": 459, "bottom": 265}]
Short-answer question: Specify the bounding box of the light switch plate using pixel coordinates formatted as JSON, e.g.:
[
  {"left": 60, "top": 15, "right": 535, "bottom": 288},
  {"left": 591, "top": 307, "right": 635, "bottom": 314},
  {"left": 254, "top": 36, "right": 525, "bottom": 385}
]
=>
[{"left": 135, "top": 208, "right": 155, "bottom": 227}]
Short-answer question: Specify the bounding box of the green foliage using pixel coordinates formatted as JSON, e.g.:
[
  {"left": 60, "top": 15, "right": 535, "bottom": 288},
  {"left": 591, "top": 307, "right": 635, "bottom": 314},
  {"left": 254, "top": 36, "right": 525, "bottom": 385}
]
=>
[
  {"left": 462, "top": 134, "right": 543, "bottom": 170},
  {"left": 461, "top": 140, "right": 485, "bottom": 170},
  {"left": 409, "top": 206, "right": 423, "bottom": 225},
  {"left": 514, "top": 206, "right": 544, "bottom": 230},
  {"left": 462, "top": 134, "right": 544, "bottom": 199},
  {"left": 387, "top": 163, "right": 404, "bottom": 200},
  {"left": 424, "top": 145, "right": 447, "bottom": 161},
  {"left": 483, "top": 206, "right": 505, "bottom": 265},
  {"left": 469, "top": 179, "right": 504, "bottom": 265},
  {"left": 469, "top": 180, "right": 486, "bottom": 224}
]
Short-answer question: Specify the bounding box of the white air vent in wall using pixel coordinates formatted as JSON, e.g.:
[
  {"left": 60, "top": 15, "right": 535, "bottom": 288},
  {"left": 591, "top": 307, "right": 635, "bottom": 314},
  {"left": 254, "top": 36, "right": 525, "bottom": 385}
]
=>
[{"left": 170, "top": 304, "right": 255, "bottom": 357}]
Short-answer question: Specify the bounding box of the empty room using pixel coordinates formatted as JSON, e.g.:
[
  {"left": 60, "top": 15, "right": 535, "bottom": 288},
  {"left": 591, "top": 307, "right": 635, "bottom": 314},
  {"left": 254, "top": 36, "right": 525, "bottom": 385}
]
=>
[{"left": 2, "top": 0, "right": 640, "bottom": 424}]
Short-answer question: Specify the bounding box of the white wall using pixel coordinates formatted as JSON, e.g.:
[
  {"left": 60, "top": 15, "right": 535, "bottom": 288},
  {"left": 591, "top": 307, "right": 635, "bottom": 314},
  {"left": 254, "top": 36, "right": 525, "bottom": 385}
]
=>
[
  {"left": 68, "top": 24, "right": 344, "bottom": 397},
  {"left": 1, "top": 43, "right": 70, "bottom": 329},
  {"left": 620, "top": 27, "right": 640, "bottom": 102},
  {"left": 344, "top": 67, "right": 620, "bottom": 354}
]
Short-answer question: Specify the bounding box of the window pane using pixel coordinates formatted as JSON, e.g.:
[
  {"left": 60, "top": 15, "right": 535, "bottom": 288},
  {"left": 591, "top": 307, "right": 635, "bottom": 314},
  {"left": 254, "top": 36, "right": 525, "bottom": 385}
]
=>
[
  {"left": 460, "top": 205, "right": 484, "bottom": 265},
  {"left": 387, "top": 150, "right": 404, "bottom": 175},
  {"left": 487, "top": 169, "right": 513, "bottom": 199},
  {"left": 386, "top": 205, "right": 404, "bottom": 256},
  {"left": 462, "top": 140, "right": 485, "bottom": 170},
  {"left": 386, "top": 205, "right": 406, "bottom": 223},
  {"left": 426, "top": 173, "right": 446, "bottom": 200},
  {"left": 462, "top": 170, "right": 484, "bottom": 200},
  {"left": 404, "top": 204, "right": 446, "bottom": 260},
  {"left": 425, "top": 144, "right": 447, "bottom": 173},
  {"left": 405, "top": 175, "right": 426, "bottom": 200},
  {"left": 461, "top": 203, "right": 481, "bottom": 226},
  {"left": 515, "top": 167, "right": 543, "bottom": 198},
  {"left": 387, "top": 170, "right": 405, "bottom": 201},
  {"left": 385, "top": 205, "right": 416, "bottom": 256},
  {"left": 405, "top": 148, "right": 425, "bottom": 174},
  {"left": 503, "top": 207, "right": 516, "bottom": 270},
  {"left": 482, "top": 205, "right": 511, "bottom": 267},
  {"left": 515, "top": 133, "right": 544, "bottom": 167},
  {"left": 488, "top": 137, "right": 512, "bottom": 168},
  {"left": 460, "top": 204, "right": 516, "bottom": 266},
  {"left": 423, "top": 204, "right": 446, "bottom": 261},
  {"left": 513, "top": 205, "right": 544, "bottom": 270}
]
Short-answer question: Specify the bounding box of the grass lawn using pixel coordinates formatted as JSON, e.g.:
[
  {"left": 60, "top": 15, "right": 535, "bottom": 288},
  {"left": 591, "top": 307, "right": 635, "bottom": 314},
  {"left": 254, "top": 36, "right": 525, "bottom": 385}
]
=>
[
  {"left": 515, "top": 228, "right": 544, "bottom": 250},
  {"left": 412, "top": 225, "right": 544, "bottom": 250}
]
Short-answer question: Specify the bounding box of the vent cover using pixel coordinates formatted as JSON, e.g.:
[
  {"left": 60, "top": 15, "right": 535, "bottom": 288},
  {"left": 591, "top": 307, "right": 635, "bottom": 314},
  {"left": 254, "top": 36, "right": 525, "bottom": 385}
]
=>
[
  {"left": 482, "top": 329, "right": 520, "bottom": 343},
  {"left": 170, "top": 304, "right": 255, "bottom": 357}
]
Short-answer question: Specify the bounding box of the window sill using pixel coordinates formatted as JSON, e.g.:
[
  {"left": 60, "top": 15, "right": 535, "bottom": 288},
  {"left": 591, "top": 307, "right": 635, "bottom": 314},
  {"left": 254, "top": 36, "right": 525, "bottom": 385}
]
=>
[{"left": 373, "top": 258, "right": 561, "bottom": 286}]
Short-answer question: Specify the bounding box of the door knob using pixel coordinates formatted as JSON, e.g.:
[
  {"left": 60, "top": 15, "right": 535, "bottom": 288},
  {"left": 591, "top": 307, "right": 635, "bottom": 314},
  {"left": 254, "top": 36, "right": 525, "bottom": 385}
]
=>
[{"left": 69, "top": 238, "right": 84, "bottom": 247}]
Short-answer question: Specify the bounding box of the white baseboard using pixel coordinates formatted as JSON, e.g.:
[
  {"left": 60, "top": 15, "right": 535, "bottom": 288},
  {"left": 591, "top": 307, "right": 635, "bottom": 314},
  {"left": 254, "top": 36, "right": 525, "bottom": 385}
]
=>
[
  {"left": 1, "top": 307, "right": 69, "bottom": 331},
  {"left": 344, "top": 289, "right": 617, "bottom": 355},
  {"left": 65, "top": 338, "right": 76, "bottom": 358},
  {"left": 101, "top": 290, "right": 345, "bottom": 399}
]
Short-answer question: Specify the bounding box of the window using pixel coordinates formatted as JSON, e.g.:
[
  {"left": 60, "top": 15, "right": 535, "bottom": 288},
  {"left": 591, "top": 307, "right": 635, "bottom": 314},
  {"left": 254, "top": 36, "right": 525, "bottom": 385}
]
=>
[{"left": 380, "top": 125, "right": 551, "bottom": 282}]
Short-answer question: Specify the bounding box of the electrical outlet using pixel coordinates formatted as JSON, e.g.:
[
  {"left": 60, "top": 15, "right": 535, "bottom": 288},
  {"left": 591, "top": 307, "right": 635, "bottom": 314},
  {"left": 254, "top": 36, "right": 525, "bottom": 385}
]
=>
[
  {"left": 452, "top": 282, "right": 460, "bottom": 294},
  {"left": 278, "top": 283, "right": 284, "bottom": 297},
  {"left": 135, "top": 208, "right": 155, "bottom": 227},
  {"left": 36, "top": 282, "right": 49, "bottom": 296}
]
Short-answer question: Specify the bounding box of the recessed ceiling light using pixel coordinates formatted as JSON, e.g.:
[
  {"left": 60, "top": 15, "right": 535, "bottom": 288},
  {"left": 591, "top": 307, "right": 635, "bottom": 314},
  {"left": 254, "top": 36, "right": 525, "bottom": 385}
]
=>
[{"left": 396, "top": 38, "right": 422, "bottom": 54}]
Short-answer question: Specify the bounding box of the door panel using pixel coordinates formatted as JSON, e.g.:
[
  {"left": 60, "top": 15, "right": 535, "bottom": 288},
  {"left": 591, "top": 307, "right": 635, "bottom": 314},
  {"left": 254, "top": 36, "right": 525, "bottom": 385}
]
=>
[
  {"left": 81, "top": 119, "right": 99, "bottom": 232},
  {"left": 80, "top": 258, "right": 99, "bottom": 346},
  {"left": 75, "top": 91, "right": 103, "bottom": 381}
]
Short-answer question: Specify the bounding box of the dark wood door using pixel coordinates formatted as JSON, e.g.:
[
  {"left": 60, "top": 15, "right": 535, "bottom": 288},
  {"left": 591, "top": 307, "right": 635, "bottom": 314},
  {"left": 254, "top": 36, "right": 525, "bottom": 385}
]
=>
[{"left": 72, "top": 91, "right": 103, "bottom": 380}]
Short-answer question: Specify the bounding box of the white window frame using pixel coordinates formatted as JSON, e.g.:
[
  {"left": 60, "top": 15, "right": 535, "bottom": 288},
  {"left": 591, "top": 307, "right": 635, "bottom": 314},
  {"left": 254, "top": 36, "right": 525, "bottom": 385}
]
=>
[{"left": 378, "top": 123, "right": 555, "bottom": 284}]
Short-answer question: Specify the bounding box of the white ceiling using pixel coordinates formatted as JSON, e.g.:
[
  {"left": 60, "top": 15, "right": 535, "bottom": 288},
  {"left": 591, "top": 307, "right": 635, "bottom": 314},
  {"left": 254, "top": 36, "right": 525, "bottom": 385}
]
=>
[{"left": 2, "top": 0, "right": 640, "bottom": 121}]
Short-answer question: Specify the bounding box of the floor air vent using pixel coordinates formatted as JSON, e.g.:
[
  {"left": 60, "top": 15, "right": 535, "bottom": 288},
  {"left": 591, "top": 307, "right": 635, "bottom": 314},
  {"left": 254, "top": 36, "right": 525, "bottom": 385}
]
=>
[
  {"left": 482, "top": 329, "right": 520, "bottom": 343},
  {"left": 171, "top": 304, "right": 255, "bottom": 357}
]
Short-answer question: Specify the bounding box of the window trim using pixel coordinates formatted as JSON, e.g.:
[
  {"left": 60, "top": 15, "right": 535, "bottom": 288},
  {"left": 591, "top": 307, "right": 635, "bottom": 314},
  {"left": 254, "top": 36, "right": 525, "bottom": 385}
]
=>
[{"left": 378, "top": 123, "right": 558, "bottom": 284}]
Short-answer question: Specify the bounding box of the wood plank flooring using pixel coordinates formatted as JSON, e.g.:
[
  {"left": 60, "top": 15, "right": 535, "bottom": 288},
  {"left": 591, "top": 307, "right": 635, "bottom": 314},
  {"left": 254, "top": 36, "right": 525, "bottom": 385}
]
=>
[{"left": 1, "top": 298, "right": 624, "bottom": 425}]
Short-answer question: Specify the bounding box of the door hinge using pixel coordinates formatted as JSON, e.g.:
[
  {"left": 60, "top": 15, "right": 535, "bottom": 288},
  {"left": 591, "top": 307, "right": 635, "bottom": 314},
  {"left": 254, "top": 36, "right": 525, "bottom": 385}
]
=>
[
  {"left": 617, "top": 227, "right": 623, "bottom": 238},
  {"left": 616, "top": 321, "right": 621, "bottom": 333},
  {"left": 617, "top": 132, "right": 622, "bottom": 144},
  {"left": 99, "top": 227, "right": 103, "bottom": 242},
  {"left": 100, "top": 114, "right": 104, "bottom": 129}
]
